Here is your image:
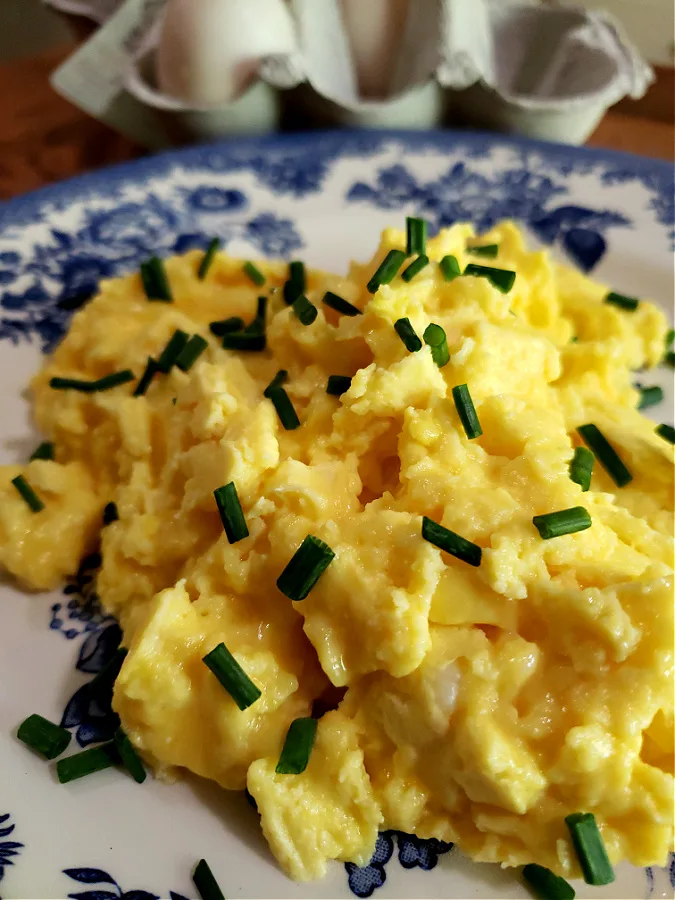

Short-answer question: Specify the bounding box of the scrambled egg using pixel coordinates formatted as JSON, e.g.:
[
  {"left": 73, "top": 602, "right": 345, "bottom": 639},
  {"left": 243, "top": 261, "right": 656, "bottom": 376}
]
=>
[{"left": 1, "top": 222, "right": 673, "bottom": 883}]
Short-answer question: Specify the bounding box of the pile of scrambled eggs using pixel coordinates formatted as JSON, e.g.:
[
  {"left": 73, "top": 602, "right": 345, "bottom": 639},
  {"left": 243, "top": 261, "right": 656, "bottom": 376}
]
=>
[{"left": 1, "top": 222, "right": 673, "bottom": 884}]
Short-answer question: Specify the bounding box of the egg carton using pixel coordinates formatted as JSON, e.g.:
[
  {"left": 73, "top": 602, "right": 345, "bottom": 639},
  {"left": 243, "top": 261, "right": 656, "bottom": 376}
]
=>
[{"left": 47, "top": 0, "right": 653, "bottom": 149}]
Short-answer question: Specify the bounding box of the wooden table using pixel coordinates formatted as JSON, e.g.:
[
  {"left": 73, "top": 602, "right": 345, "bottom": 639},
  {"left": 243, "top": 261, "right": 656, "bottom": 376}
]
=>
[{"left": 1, "top": 43, "right": 673, "bottom": 202}]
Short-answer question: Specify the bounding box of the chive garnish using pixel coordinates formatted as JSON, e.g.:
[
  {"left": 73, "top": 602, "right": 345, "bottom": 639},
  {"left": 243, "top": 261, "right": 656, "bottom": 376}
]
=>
[
  {"left": 249, "top": 295, "right": 268, "bottom": 329},
  {"left": 17, "top": 713, "right": 71, "bottom": 759},
  {"left": 12, "top": 475, "right": 44, "bottom": 512},
  {"left": 50, "top": 371, "right": 135, "bottom": 393},
  {"left": 394, "top": 318, "right": 422, "bottom": 352},
  {"left": 401, "top": 254, "right": 429, "bottom": 283},
  {"left": 283, "top": 260, "right": 305, "bottom": 305},
  {"left": 636, "top": 384, "right": 663, "bottom": 409},
  {"left": 367, "top": 249, "right": 406, "bottom": 293},
  {"left": 176, "top": 334, "right": 208, "bottom": 372},
  {"left": 277, "top": 535, "right": 335, "bottom": 601},
  {"left": 439, "top": 255, "right": 461, "bottom": 282},
  {"left": 222, "top": 331, "right": 266, "bottom": 351},
  {"left": 30, "top": 441, "right": 54, "bottom": 462},
  {"left": 326, "top": 375, "right": 352, "bottom": 396},
  {"left": 533, "top": 507, "right": 592, "bottom": 540},
  {"left": 565, "top": 812, "right": 615, "bottom": 886},
  {"left": 140, "top": 257, "right": 172, "bottom": 301},
  {"left": 666, "top": 329, "right": 675, "bottom": 349},
  {"left": 323, "top": 291, "right": 361, "bottom": 317},
  {"left": 656, "top": 423, "right": 675, "bottom": 444},
  {"left": 292, "top": 295, "right": 318, "bottom": 325},
  {"left": 421, "top": 516, "right": 481, "bottom": 567},
  {"left": 157, "top": 329, "right": 189, "bottom": 373},
  {"left": 276, "top": 717, "right": 318, "bottom": 774},
  {"left": 464, "top": 263, "right": 516, "bottom": 293},
  {"left": 569, "top": 446, "right": 594, "bottom": 491},
  {"left": 267, "top": 386, "right": 300, "bottom": 430},
  {"left": 114, "top": 727, "right": 146, "bottom": 783},
  {"left": 605, "top": 291, "right": 638, "bottom": 311},
  {"left": 103, "top": 502, "right": 119, "bottom": 525},
  {"left": 664, "top": 351, "right": 675, "bottom": 368},
  {"left": 577, "top": 424, "right": 632, "bottom": 487},
  {"left": 467, "top": 243, "right": 498, "bottom": 259},
  {"left": 406, "top": 217, "right": 427, "bottom": 256},
  {"left": 210, "top": 317, "right": 244, "bottom": 337},
  {"left": 452, "top": 384, "right": 482, "bottom": 439},
  {"left": 214, "top": 482, "right": 249, "bottom": 544},
  {"left": 264, "top": 370, "right": 288, "bottom": 397},
  {"left": 423, "top": 323, "right": 449, "bottom": 368},
  {"left": 57, "top": 741, "right": 119, "bottom": 784},
  {"left": 242, "top": 260, "right": 265, "bottom": 287},
  {"left": 523, "top": 863, "right": 575, "bottom": 899},
  {"left": 193, "top": 858, "right": 226, "bottom": 900},
  {"left": 133, "top": 358, "right": 160, "bottom": 397},
  {"left": 203, "top": 642, "right": 261, "bottom": 710},
  {"left": 198, "top": 238, "right": 221, "bottom": 280}
]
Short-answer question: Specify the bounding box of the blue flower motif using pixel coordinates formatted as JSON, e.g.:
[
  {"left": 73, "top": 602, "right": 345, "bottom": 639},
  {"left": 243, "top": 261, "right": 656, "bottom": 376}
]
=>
[
  {"left": 244, "top": 213, "right": 302, "bottom": 257},
  {"left": 345, "top": 832, "right": 395, "bottom": 898},
  {"left": 50, "top": 554, "right": 114, "bottom": 640},
  {"left": 57, "top": 255, "right": 117, "bottom": 306},
  {"left": 62, "top": 867, "right": 189, "bottom": 900},
  {"left": 0, "top": 813, "right": 24, "bottom": 892},
  {"left": 395, "top": 832, "right": 453, "bottom": 870},
  {"left": 185, "top": 186, "right": 247, "bottom": 212},
  {"left": 250, "top": 153, "right": 329, "bottom": 198},
  {"left": 84, "top": 197, "right": 179, "bottom": 257}
]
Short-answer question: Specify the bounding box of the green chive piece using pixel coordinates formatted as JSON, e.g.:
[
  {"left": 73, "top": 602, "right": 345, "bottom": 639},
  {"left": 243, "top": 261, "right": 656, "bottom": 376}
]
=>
[
  {"left": 103, "top": 502, "right": 119, "bottom": 525},
  {"left": 326, "top": 375, "right": 352, "bottom": 396},
  {"left": 423, "top": 323, "right": 449, "bottom": 368},
  {"left": 214, "top": 482, "right": 249, "bottom": 544},
  {"left": 56, "top": 741, "right": 119, "bottom": 784},
  {"left": 242, "top": 260, "right": 265, "bottom": 287},
  {"left": 94, "top": 371, "right": 136, "bottom": 392},
  {"left": 666, "top": 329, "right": 675, "bottom": 349},
  {"left": 664, "top": 351, "right": 675, "bottom": 368},
  {"left": 203, "top": 642, "right": 261, "bottom": 711},
  {"left": 277, "top": 535, "right": 335, "bottom": 602},
  {"left": 133, "top": 358, "right": 160, "bottom": 397},
  {"left": 267, "top": 386, "right": 300, "bottom": 430},
  {"left": 367, "top": 249, "right": 406, "bottom": 294},
  {"left": 533, "top": 507, "right": 592, "bottom": 540},
  {"left": 193, "top": 858, "right": 226, "bottom": 900},
  {"left": 569, "top": 446, "right": 594, "bottom": 492},
  {"left": 198, "top": 238, "right": 221, "bottom": 281},
  {"left": 140, "top": 257, "right": 172, "bottom": 302},
  {"left": 401, "top": 254, "right": 429, "bottom": 283},
  {"left": 176, "top": 334, "right": 208, "bottom": 372},
  {"left": 467, "top": 243, "right": 499, "bottom": 259},
  {"left": 605, "top": 291, "right": 638, "bottom": 312},
  {"left": 464, "top": 263, "right": 516, "bottom": 294},
  {"left": 452, "top": 384, "right": 482, "bottom": 439},
  {"left": 12, "top": 475, "right": 44, "bottom": 512},
  {"left": 655, "top": 423, "right": 675, "bottom": 444},
  {"left": 250, "top": 295, "right": 268, "bottom": 328},
  {"left": 422, "top": 516, "right": 482, "bottom": 567},
  {"left": 276, "top": 717, "right": 318, "bottom": 774},
  {"left": 394, "top": 318, "right": 422, "bottom": 352},
  {"left": 210, "top": 317, "right": 244, "bottom": 337},
  {"left": 292, "top": 295, "right": 318, "bottom": 325},
  {"left": 283, "top": 261, "right": 306, "bottom": 305},
  {"left": 406, "top": 217, "right": 427, "bottom": 256},
  {"left": 577, "top": 424, "right": 632, "bottom": 487},
  {"left": 636, "top": 384, "right": 664, "bottom": 410},
  {"left": 523, "top": 863, "right": 575, "bottom": 899},
  {"left": 17, "top": 713, "right": 71, "bottom": 760},
  {"left": 113, "top": 727, "right": 146, "bottom": 783},
  {"left": 439, "top": 255, "right": 461, "bottom": 282},
  {"left": 323, "top": 291, "right": 362, "bottom": 317},
  {"left": 264, "top": 370, "right": 289, "bottom": 398},
  {"left": 565, "top": 812, "right": 615, "bottom": 886},
  {"left": 50, "top": 371, "right": 135, "bottom": 393},
  {"left": 30, "top": 441, "right": 54, "bottom": 462},
  {"left": 222, "top": 332, "right": 266, "bottom": 352},
  {"left": 157, "top": 329, "right": 189, "bottom": 373}
]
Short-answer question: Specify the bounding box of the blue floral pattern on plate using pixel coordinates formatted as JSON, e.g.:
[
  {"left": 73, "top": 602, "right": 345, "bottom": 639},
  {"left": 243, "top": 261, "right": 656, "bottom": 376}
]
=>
[
  {"left": 0, "top": 814, "right": 23, "bottom": 898},
  {"left": 346, "top": 831, "right": 453, "bottom": 897},
  {"left": 63, "top": 867, "right": 189, "bottom": 900}
]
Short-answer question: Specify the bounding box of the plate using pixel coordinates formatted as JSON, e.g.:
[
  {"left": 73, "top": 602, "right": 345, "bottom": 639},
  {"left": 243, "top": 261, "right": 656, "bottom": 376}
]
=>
[{"left": 0, "top": 130, "right": 672, "bottom": 900}]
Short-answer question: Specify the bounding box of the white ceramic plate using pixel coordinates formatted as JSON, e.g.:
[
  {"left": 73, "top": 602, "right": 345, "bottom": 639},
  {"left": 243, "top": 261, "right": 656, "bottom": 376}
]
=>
[{"left": 0, "top": 131, "right": 672, "bottom": 900}]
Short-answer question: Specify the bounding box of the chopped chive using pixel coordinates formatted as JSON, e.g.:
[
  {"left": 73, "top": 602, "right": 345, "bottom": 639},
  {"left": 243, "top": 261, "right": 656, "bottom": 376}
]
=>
[
  {"left": 222, "top": 331, "right": 266, "bottom": 352},
  {"left": 283, "top": 261, "right": 305, "bottom": 305},
  {"left": 569, "top": 446, "right": 594, "bottom": 492},
  {"left": 452, "top": 384, "right": 482, "bottom": 439},
  {"left": 203, "top": 642, "right": 261, "bottom": 711},
  {"left": 664, "top": 351, "right": 675, "bottom": 368},
  {"left": 394, "top": 318, "right": 422, "bottom": 352},
  {"left": 17, "top": 713, "right": 71, "bottom": 759},
  {"left": 242, "top": 260, "right": 265, "bottom": 287},
  {"left": 401, "top": 254, "right": 429, "bottom": 282},
  {"left": 565, "top": 812, "right": 615, "bottom": 886},
  {"left": 157, "top": 329, "right": 189, "bottom": 373},
  {"left": 406, "top": 217, "right": 427, "bottom": 256},
  {"left": 533, "top": 506, "right": 592, "bottom": 540},
  {"left": 605, "top": 291, "right": 638, "bottom": 311},
  {"left": 193, "top": 858, "right": 226, "bottom": 900},
  {"left": 666, "top": 329, "right": 675, "bottom": 349},
  {"left": 636, "top": 384, "right": 664, "bottom": 410},
  {"left": 423, "top": 323, "right": 449, "bottom": 368},
  {"left": 56, "top": 741, "right": 119, "bottom": 784},
  {"left": 103, "top": 502, "right": 119, "bottom": 525},
  {"left": 214, "top": 482, "right": 249, "bottom": 544},
  {"left": 267, "top": 386, "right": 300, "bottom": 430},
  {"left": 655, "top": 423, "right": 675, "bottom": 444},
  {"left": 577, "top": 424, "right": 632, "bottom": 487},
  {"left": 464, "top": 263, "right": 516, "bottom": 293},
  {"left": 198, "top": 238, "right": 221, "bottom": 280},
  {"left": 30, "top": 441, "right": 54, "bottom": 462},
  {"left": 292, "top": 295, "right": 318, "bottom": 325},
  {"left": 253, "top": 295, "right": 268, "bottom": 325},
  {"left": 264, "top": 370, "right": 288, "bottom": 398},
  {"left": 467, "top": 243, "right": 499, "bottom": 259},
  {"left": 326, "top": 375, "right": 352, "bottom": 396},
  {"left": 114, "top": 727, "right": 146, "bottom": 783},
  {"left": 140, "top": 256, "right": 172, "bottom": 302},
  {"left": 12, "top": 475, "right": 44, "bottom": 513},
  {"left": 176, "top": 334, "right": 208, "bottom": 372},
  {"left": 210, "top": 317, "right": 244, "bottom": 337},
  {"left": 422, "top": 516, "right": 482, "bottom": 567},
  {"left": 323, "top": 291, "right": 361, "bottom": 317},
  {"left": 523, "top": 863, "right": 575, "bottom": 899},
  {"left": 283, "top": 279, "right": 302, "bottom": 306},
  {"left": 50, "top": 371, "right": 135, "bottom": 393},
  {"left": 276, "top": 717, "right": 318, "bottom": 774},
  {"left": 133, "top": 358, "right": 160, "bottom": 397},
  {"left": 439, "top": 255, "right": 461, "bottom": 282},
  {"left": 367, "top": 249, "right": 406, "bottom": 294},
  {"left": 277, "top": 535, "right": 335, "bottom": 601}
]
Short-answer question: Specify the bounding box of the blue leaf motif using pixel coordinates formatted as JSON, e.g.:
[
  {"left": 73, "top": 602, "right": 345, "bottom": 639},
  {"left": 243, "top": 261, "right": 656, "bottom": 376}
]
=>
[
  {"left": 77, "top": 623, "right": 123, "bottom": 674},
  {"left": 0, "top": 826, "right": 14, "bottom": 839},
  {"left": 120, "top": 891, "right": 159, "bottom": 900},
  {"left": 169, "top": 894, "right": 191, "bottom": 900},
  {"left": 64, "top": 868, "right": 119, "bottom": 886},
  {"left": 68, "top": 892, "right": 119, "bottom": 900},
  {"left": 563, "top": 228, "right": 606, "bottom": 273},
  {"left": 51, "top": 229, "right": 74, "bottom": 250}
]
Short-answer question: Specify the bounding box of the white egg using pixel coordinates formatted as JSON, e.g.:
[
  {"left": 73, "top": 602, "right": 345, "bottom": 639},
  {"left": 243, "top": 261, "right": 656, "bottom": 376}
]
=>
[{"left": 157, "top": 0, "right": 297, "bottom": 108}]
